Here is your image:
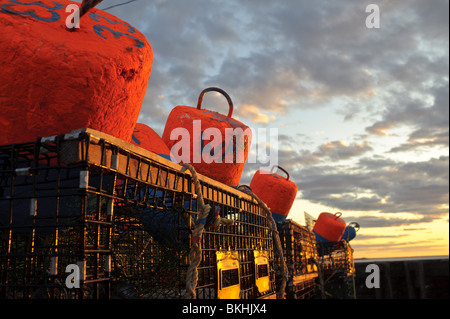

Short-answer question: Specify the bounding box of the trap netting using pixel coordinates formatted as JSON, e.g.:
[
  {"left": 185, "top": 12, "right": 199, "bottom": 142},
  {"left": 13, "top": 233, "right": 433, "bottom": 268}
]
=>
[
  {"left": 0, "top": 129, "right": 277, "bottom": 299},
  {"left": 277, "top": 219, "right": 319, "bottom": 299},
  {"left": 316, "top": 240, "right": 355, "bottom": 277}
]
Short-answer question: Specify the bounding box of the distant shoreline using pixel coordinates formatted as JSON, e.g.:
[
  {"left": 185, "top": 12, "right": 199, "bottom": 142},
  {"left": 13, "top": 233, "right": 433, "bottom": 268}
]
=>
[{"left": 354, "top": 255, "right": 449, "bottom": 263}]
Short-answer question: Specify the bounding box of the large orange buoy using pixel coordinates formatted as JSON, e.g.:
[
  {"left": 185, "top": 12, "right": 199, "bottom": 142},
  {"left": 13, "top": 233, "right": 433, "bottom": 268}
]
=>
[
  {"left": 313, "top": 212, "right": 346, "bottom": 243},
  {"left": 0, "top": 0, "right": 153, "bottom": 145},
  {"left": 131, "top": 123, "right": 172, "bottom": 160},
  {"left": 249, "top": 166, "right": 298, "bottom": 222},
  {"left": 161, "top": 87, "right": 252, "bottom": 187}
]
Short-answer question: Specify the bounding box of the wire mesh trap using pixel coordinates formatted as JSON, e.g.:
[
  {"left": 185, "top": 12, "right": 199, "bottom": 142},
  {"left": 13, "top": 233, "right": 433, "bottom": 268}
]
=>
[
  {"left": 316, "top": 240, "right": 355, "bottom": 278},
  {"left": 0, "top": 129, "right": 277, "bottom": 299},
  {"left": 276, "top": 219, "right": 319, "bottom": 299}
]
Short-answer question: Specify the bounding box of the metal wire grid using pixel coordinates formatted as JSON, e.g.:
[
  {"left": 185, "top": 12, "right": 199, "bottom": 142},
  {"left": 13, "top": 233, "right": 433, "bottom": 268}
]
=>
[
  {"left": 276, "top": 220, "right": 319, "bottom": 299},
  {"left": 0, "top": 138, "right": 116, "bottom": 298},
  {"left": 290, "top": 278, "right": 316, "bottom": 299},
  {"left": 316, "top": 240, "right": 355, "bottom": 277},
  {"left": 0, "top": 132, "right": 277, "bottom": 299},
  {"left": 278, "top": 220, "right": 318, "bottom": 276}
]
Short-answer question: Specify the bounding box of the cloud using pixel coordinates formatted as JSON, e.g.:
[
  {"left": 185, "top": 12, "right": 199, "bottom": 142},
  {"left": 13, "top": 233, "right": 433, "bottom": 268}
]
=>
[
  {"left": 389, "top": 85, "right": 449, "bottom": 152},
  {"left": 73, "top": 0, "right": 448, "bottom": 233},
  {"left": 295, "top": 156, "right": 449, "bottom": 221},
  {"left": 366, "top": 122, "right": 396, "bottom": 136},
  {"left": 316, "top": 140, "right": 373, "bottom": 161},
  {"left": 94, "top": 1, "right": 448, "bottom": 133},
  {"left": 207, "top": 52, "right": 306, "bottom": 115},
  {"left": 388, "top": 132, "right": 449, "bottom": 153},
  {"left": 342, "top": 215, "right": 436, "bottom": 229},
  {"left": 296, "top": 140, "right": 373, "bottom": 165},
  {"left": 366, "top": 84, "right": 449, "bottom": 151},
  {"left": 236, "top": 104, "right": 277, "bottom": 124},
  {"left": 240, "top": 138, "right": 373, "bottom": 184},
  {"left": 240, "top": 147, "right": 303, "bottom": 185}
]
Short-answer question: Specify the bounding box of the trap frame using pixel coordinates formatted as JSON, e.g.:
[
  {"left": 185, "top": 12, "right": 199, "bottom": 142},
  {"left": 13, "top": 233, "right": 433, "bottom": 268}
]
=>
[
  {"left": 316, "top": 240, "right": 355, "bottom": 277},
  {"left": 277, "top": 219, "right": 319, "bottom": 299},
  {"left": 0, "top": 128, "right": 277, "bottom": 299}
]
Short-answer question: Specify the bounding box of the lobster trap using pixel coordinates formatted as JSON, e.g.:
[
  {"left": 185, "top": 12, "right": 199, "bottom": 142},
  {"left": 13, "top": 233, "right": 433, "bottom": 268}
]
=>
[
  {"left": 0, "top": 128, "right": 277, "bottom": 299},
  {"left": 314, "top": 240, "right": 356, "bottom": 299},
  {"left": 276, "top": 219, "right": 319, "bottom": 299},
  {"left": 316, "top": 240, "right": 355, "bottom": 277}
]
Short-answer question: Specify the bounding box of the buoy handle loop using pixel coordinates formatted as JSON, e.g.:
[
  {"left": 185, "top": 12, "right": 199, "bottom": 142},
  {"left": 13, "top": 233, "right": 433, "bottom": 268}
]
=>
[
  {"left": 271, "top": 165, "right": 290, "bottom": 181},
  {"left": 197, "top": 87, "right": 234, "bottom": 118}
]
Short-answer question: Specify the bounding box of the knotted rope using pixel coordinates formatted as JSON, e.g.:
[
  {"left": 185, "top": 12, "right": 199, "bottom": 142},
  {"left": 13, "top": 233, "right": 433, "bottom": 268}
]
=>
[
  {"left": 181, "top": 164, "right": 234, "bottom": 299},
  {"left": 238, "top": 185, "right": 289, "bottom": 299}
]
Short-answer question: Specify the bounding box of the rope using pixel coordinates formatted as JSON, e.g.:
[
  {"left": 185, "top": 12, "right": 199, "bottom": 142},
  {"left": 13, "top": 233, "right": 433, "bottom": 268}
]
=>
[
  {"left": 80, "top": 0, "right": 103, "bottom": 17},
  {"left": 210, "top": 206, "right": 235, "bottom": 230},
  {"left": 180, "top": 164, "right": 234, "bottom": 299},
  {"left": 237, "top": 185, "right": 288, "bottom": 299},
  {"left": 312, "top": 258, "right": 326, "bottom": 299}
]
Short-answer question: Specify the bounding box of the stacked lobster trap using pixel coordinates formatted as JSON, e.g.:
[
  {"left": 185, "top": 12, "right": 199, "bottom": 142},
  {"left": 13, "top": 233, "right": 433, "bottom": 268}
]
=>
[
  {"left": 316, "top": 240, "right": 355, "bottom": 277},
  {"left": 276, "top": 219, "right": 319, "bottom": 299},
  {"left": 0, "top": 128, "right": 277, "bottom": 299},
  {"left": 315, "top": 240, "right": 356, "bottom": 299},
  {"left": 275, "top": 218, "right": 356, "bottom": 299}
]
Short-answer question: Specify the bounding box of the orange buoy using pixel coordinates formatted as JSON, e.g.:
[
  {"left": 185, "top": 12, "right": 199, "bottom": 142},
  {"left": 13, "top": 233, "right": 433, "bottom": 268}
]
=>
[
  {"left": 249, "top": 166, "right": 298, "bottom": 222},
  {"left": 131, "top": 123, "right": 172, "bottom": 160},
  {"left": 0, "top": 0, "right": 153, "bottom": 145},
  {"left": 313, "top": 212, "right": 346, "bottom": 242},
  {"left": 162, "top": 87, "right": 252, "bottom": 187}
]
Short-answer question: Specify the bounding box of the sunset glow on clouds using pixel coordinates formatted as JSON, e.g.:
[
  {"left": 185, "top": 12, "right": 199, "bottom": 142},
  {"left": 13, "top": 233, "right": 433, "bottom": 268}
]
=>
[{"left": 90, "top": 0, "right": 449, "bottom": 258}]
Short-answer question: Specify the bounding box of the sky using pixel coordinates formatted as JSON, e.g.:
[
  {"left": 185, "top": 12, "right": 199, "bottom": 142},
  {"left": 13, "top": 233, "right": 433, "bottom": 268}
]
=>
[{"left": 83, "top": 0, "right": 448, "bottom": 259}]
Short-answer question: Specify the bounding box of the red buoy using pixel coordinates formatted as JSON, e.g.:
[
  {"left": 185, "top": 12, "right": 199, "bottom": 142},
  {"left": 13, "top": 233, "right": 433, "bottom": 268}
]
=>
[
  {"left": 162, "top": 87, "right": 252, "bottom": 187},
  {"left": 0, "top": 0, "right": 153, "bottom": 145},
  {"left": 313, "top": 212, "right": 346, "bottom": 242},
  {"left": 249, "top": 166, "right": 298, "bottom": 222},
  {"left": 131, "top": 123, "right": 172, "bottom": 160}
]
